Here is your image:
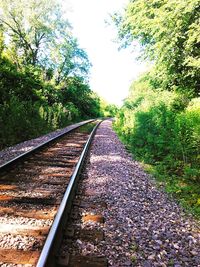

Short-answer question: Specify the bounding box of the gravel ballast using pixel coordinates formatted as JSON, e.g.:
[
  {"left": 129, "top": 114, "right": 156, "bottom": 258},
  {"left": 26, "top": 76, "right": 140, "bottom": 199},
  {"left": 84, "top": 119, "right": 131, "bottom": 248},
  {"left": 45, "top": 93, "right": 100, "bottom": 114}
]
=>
[
  {"left": 0, "top": 120, "right": 92, "bottom": 166},
  {"left": 1, "top": 119, "right": 200, "bottom": 266},
  {"left": 65, "top": 119, "right": 200, "bottom": 266}
]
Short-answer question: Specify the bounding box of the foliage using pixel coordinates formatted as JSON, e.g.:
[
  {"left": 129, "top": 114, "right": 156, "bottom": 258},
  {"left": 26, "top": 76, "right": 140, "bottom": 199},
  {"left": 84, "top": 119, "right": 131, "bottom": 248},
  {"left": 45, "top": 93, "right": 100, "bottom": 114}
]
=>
[
  {"left": 100, "top": 99, "right": 119, "bottom": 117},
  {"left": 0, "top": 1, "right": 103, "bottom": 149},
  {"left": 60, "top": 77, "right": 101, "bottom": 118},
  {"left": 112, "top": 0, "right": 200, "bottom": 216},
  {"left": 114, "top": 74, "right": 200, "bottom": 216},
  {"left": 0, "top": 96, "right": 49, "bottom": 148},
  {"left": 0, "top": 55, "right": 102, "bottom": 149},
  {"left": 0, "top": 0, "right": 90, "bottom": 82},
  {"left": 1, "top": 0, "right": 60, "bottom": 66},
  {"left": 112, "top": 0, "right": 200, "bottom": 96},
  {"left": 104, "top": 104, "right": 119, "bottom": 117},
  {"left": 143, "top": 163, "right": 200, "bottom": 218}
]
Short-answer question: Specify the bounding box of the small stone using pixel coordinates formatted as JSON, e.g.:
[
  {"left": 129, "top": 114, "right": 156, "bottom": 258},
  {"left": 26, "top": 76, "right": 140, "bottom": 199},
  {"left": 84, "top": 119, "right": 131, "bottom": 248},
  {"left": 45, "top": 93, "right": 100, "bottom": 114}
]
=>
[
  {"left": 82, "top": 214, "right": 104, "bottom": 223},
  {"left": 64, "top": 227, "right": 75, "bottom": 238},
  {"left": 57, "top": 253, "right": 70, "bottom": 267},
  {"left": 76, "top": 239, "right": 82, "bottom": 245},
  {"left": 173, "top": 243, "right": 179, "bottom": 250},
  {"left": 123, "top": 260, "right": 132, "bottom": 266},
  {"left": 143, "top": 261, "right": 152, "bottom": 267},
  {"left": 190, "top": 250, "right": 198, "bottom": 256},
  {"left": 148, "top": 254, "right": 156, "bottom": 260}
]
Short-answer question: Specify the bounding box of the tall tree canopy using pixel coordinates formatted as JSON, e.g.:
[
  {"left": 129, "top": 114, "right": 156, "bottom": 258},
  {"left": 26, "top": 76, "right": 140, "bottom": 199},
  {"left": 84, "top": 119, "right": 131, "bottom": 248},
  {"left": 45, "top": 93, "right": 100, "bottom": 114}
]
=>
[
  {"left": 0, "top": 0, "right": 102, "bottom": 149},
  {"left": 113, "top": 0, "right": 200, "bottom": 95},
  {"left": 0, "top": 0, "right": 63, "bottom": 66},
  {"left": 0, "top": 0, "right": 90, "bottom": 84}
]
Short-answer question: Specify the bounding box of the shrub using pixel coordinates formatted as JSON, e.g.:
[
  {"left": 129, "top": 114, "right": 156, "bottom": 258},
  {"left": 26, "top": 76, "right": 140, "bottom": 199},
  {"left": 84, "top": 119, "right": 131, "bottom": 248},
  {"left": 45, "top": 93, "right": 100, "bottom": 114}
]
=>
[{"left": 114, "top": 76, "right": 200, "bottom": 182}]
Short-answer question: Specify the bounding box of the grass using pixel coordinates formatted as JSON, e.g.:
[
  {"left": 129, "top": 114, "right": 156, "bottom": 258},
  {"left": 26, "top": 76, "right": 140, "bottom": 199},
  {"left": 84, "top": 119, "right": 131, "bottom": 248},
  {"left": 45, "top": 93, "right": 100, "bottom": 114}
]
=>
[
  {"left": 113, "top": 125, "right": 200, "bottom": 219},
  {"left": 142, "top": 162, "right": 200, "bottom": 219},
  {"left": 78, "top": 121, "right": 98, "bottom": 134}
]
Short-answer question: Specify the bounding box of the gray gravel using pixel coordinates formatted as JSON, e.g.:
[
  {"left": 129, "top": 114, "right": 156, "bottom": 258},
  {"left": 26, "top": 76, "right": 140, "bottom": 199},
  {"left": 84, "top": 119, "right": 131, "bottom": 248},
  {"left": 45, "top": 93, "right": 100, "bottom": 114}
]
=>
[
  {"left": 0, "top": 264, "right": 33, "bottom": 267},
  {"left": 0, "top": 233, "right": 43, "bottom": 250},
  {"left": 68, "top": 120, "right": 200, "bottom": 266},
  {"left": 0, "top": 216, "right": 52, "bottom": 227},
  {"left": 0, "top": 120, "right": 92, "bottom": 166}
]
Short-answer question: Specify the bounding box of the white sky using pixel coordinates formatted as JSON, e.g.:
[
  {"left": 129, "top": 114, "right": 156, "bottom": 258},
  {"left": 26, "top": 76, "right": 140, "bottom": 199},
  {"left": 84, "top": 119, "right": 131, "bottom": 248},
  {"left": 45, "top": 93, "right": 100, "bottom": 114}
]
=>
[{"left": 63, "top": 0, "right": 147, "bottom": 106}]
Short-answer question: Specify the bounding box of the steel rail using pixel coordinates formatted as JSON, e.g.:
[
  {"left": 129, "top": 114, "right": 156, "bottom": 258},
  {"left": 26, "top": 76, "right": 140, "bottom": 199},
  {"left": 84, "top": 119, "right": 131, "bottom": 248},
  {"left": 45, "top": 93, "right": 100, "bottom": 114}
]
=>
[
  {"left": 36, "top": 120, "right": 101, "bottom": 267},
  {"left": 0, "top": 119, "right": 95, "bottom": 171}
]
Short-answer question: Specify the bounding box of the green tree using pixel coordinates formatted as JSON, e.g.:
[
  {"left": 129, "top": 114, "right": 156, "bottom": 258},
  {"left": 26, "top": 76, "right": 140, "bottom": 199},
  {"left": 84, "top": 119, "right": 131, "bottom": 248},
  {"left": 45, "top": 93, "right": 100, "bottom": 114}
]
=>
[
  {"left": 0, "top": 0, "right": 71, "bottom": 67},
  {"left": 52, "top": 38, "right": 91, "bottom": 85},
  {"left": 113, "top": 0, "right": 200, "bottom": 95},
  {"left": 60, "top": 77, "right": 100, "bottom": 117},
  {"left": 0, "top": 0, "right": 103, "bottom": 150},
  {"left": 0, "top": 24, "right": 4, "bottom": 55}
]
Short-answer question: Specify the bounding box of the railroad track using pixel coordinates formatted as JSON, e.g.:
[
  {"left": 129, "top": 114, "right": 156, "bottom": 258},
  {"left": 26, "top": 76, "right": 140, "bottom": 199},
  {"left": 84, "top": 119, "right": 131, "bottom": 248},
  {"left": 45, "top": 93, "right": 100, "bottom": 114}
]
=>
[{"left": 0, "top": 120, "right": 101, "bottom": 267}]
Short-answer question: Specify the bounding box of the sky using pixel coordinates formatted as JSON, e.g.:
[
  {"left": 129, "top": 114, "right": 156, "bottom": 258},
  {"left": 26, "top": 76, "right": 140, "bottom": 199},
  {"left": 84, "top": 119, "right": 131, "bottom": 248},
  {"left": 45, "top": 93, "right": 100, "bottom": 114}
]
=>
[{"left": 64, "top": 0, "right": 147, "bottom": 106}]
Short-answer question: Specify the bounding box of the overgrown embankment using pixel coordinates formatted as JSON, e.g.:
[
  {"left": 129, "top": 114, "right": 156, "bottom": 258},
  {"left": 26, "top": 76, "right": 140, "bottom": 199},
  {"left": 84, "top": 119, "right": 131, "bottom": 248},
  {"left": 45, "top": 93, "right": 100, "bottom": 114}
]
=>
[
  {"left": 113, "top": 0, "right": 200, "bottom": 216},
  {"left": 0, "top": 0, "right": 102, "bottom": 149},
  {"left": 114, "top": 76, "right": 200, "bottom": 216}
]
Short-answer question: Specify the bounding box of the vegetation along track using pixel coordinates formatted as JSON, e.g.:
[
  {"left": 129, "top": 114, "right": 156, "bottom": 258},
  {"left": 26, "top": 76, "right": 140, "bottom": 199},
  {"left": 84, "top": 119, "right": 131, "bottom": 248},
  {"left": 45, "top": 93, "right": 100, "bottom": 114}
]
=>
[{"left": 0, "top": 119, "right": 101, "bottom": 267}]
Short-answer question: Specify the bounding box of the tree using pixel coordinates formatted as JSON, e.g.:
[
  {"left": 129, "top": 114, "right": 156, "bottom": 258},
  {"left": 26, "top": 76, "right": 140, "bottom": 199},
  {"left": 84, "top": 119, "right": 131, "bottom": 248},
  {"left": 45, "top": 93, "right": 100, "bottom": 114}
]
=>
[
  {"left": 60, "top": 77, "right": 93, "bottom": 116},
  {"left": 0, "top": 0, "right": 71, "bottom": 67},
  {"left": 0, "top": 0, "right": 91, "bottom": 86},
  {"left": 113, "top": 0, "right": 200, "bottom": 95},
  {"left": 0, "top": 24, "right": 4, "bottom": 56},
  {"left": 0, "top": 0, "right": 102, "bottom": 150},
  {"left": 52, "top": 37, "right": 91, "bottom": 85}
]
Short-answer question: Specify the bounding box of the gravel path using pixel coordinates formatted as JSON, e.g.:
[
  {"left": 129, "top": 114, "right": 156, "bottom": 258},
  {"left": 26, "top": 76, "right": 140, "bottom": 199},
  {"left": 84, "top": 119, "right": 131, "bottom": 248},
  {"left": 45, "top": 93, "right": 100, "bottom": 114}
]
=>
[
  {"left": 0, "top": 120, "right": 92, "bottom": 166},
  {"left": 74, "top": 120, "right": 200, "bottom": 266}
]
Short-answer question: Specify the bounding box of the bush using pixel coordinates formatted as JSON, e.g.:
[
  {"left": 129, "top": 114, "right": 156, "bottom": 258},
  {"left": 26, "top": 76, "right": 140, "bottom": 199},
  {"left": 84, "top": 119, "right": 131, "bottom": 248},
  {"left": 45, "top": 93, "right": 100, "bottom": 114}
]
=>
[
  {"left": 0, "top": 58, "right": 102, "bottom": 149},
  {"left": 114, "top": 75, "right": 200, "bottom": 216},
  {"left": 114, "top": 76, "right": 200, "bottom": 181},
  {"left": 0, "top": 97, "right": 50, "bottom": 148},
  {"left": 0, "top": 95, "right": 87, "bottom": 149}
]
